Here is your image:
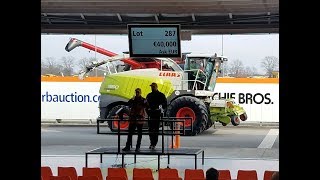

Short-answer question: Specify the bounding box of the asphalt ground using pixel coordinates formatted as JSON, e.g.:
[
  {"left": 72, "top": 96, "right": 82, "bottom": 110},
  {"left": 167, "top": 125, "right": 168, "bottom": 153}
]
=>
[{"left": 41, "top": 126, "right": 279, "bottom": 159}]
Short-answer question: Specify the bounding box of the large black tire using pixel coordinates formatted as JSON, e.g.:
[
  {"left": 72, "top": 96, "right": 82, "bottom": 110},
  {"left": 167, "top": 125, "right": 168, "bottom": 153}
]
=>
[
  {"left": 200, "top": 113, "right": 209, "bottom": 132},
  {"left": 166, "top": 96, "right": 209, "bottom": 136},
  {"left": 205, "top": 119, "right": 213, "bottom": 130},
  {"left": 107, "top": 105, "right": 130, "bottom": 132},
  {"left": 240, "top": 113, "right": 248, "bottom": 121},
  {"left": 230, "top": 116, "right": 240, "bottom": 126},
  {"left": 205, "top": 104, "right": 213, "bottom": 130}
]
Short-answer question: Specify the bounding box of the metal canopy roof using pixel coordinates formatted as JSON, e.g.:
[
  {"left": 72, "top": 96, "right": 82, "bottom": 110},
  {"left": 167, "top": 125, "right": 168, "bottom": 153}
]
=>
[{"left": 41, "top": 0, "right": 279, "bottom": 34}]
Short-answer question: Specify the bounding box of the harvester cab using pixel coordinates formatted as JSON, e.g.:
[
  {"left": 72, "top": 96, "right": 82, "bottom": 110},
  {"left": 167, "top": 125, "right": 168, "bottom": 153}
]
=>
[{"left": 183, "top": 53, "right": 227, "bottom": 91}]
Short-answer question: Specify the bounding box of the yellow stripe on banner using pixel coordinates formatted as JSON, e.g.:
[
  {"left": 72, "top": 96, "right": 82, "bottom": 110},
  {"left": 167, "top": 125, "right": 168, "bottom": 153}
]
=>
[{"left": 41, "top": 76, "right": 279, "bottom": 84}]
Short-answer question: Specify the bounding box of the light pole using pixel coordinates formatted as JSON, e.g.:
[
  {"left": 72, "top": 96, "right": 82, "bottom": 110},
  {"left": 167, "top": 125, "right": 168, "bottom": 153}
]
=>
[
  {"left": 94, "top": 35, "right": 98, "bottom": 77},
  {"left": 222, "top": 35, "right": 225, "bottom": 77},
  {"left": 222, "top": 34, "right": 224, "bottom": 56}
]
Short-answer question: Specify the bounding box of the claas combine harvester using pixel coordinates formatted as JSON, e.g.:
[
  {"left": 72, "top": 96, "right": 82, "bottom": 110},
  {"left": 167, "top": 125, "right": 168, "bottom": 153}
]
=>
[{"left": 65, "top": 38, "right": 247, "bottom": 136}]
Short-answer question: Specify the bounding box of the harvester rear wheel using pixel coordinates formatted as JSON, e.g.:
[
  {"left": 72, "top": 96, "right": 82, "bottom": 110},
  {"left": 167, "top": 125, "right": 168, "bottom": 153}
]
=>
[
  {"left": 107, "top": 105, "right": 130, "bottom": 132},
  {"left": 166, "top": 96, "right": 209, "bottom": 136}
]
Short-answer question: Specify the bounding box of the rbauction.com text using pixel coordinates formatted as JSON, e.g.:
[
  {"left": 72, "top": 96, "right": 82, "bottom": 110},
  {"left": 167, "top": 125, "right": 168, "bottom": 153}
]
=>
[{"left": 41, "top": 91, "right": 100, "bottom": 102}]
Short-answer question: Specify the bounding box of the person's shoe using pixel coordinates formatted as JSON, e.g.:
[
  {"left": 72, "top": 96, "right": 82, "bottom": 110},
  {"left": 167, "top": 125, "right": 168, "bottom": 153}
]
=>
[
  {"left": 149, "top": 145, "right": 152, "bottom": 149},
  {"left": 135, "top": 147, "right": 140, "bottom": 152},
  {"left": 122, "top": 146, "right": 130, "bottom": 151},
  {"left": 151, "top": 145, "right": 155, "bottom": 150}
]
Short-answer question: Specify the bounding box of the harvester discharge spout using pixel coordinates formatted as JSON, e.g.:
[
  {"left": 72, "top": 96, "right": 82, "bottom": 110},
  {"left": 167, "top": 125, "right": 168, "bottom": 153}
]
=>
[{"left": 65, "top": 38, "right": 117, "bottom": 57}]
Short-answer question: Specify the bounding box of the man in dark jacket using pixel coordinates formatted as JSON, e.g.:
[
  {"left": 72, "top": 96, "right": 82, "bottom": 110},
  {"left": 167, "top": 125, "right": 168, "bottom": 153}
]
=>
[
  {"left": 206, "top": 167, "right": 219, "bottom": 180},
  {"left": 122, "top": 88, "right": 147, "bottom": 152},
  {"left": 146, "top": 82, "right": 167, "bottom": 150}
]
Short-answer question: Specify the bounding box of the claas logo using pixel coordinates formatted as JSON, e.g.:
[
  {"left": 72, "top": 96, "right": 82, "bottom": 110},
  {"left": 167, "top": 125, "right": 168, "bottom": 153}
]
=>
[{"left": 159, "top": 72, "right": 181, "bottom": 77}]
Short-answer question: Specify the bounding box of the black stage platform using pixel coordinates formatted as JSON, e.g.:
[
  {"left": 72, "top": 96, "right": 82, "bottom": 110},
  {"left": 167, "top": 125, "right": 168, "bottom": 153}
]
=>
[
  {"left": 85, "top": 147, "right": 204, "bottom": 170},
  {"left": 87, "top": 118, "right": 204, "bottom": 170}
]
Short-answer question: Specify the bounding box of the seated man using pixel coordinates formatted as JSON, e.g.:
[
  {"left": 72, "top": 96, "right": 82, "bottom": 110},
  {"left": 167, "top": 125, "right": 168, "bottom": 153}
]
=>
[
  {"left": 162, "top": 63, "right": 173, "bottom": 71},
  {"left": 206, "top": 168, "right": 219, "bottom": 180},
  {"left": 187, "top": 59, "right": 198, "bottom": 89}
]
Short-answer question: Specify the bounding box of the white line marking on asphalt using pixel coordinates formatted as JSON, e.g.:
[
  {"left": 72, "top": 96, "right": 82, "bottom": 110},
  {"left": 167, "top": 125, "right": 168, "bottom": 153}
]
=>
[
  {"left": 258, "top": 129, "right": 279, "bottom": 148},
  {"left": 41, "top": 128, "right": 61, "bottom": 133}
]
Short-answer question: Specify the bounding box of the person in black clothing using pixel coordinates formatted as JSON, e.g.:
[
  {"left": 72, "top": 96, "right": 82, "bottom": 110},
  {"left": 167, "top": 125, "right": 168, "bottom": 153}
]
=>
[
  {"left": 146, "top": 82, "right": 167, "bottom": 150},
  {"left": 206, "top": 167, "right": 219, "bottom": 180},
  {"left": 122, "top": 88, "right": 147, "bottom": 152}
]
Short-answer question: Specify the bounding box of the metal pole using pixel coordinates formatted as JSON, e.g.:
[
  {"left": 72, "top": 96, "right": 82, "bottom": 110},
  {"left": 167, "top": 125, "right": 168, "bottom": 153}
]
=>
[
  {"left": 122, "top": 154, "right": 124, "bottom": 167},
  {"left": 202, "top": 151, "right": 205, "bottom": 165},
  {"left": 158, "top": 155, "right": 160, "bottom": 170},
  {"left": 95, "top": 35, "right": 97, "bottom": 77},
  {"left": 171, "top": 121, "right": 174, "bottom": 148},
  {"left": 97, "top": 120, "right": 100, "bottom": 134},
  {"left": 221, "top": 34, "right": 224, "bottom": 56},
  {"left": 222, "top": 34, "right": 224, "bottom": 77},
  {"left": 195, "top": 155, "right": 197, "bottom": 169},
  {"left": 118, "top": 120, "right": 120, "bottom": 153},
  {"left": 85, "top": 154, "right": 88, "bottom": 167},
  {"left": 162, "top": 118, "right": 164, "bottom": 154}
]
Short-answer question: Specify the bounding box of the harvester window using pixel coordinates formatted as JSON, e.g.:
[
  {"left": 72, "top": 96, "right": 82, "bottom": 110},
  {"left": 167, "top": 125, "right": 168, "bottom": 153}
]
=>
[
  {"left": 162, "top": 62, "right": 173, "bottom": 71},
  {"left": 159, "top": 58, "right": 182, "bottom": 72},
  {"left": 185, "top": 57, "right": 212, "bottom": 90},
  {"left": 204, "top": 59, "right": 214, "bottom": 77}
]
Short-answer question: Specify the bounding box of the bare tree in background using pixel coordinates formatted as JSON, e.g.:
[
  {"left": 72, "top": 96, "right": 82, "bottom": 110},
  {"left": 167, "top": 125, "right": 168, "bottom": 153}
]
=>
[
  {"left": 251, "top": 66, "right": 258, "bottom": 75},
  {"left": 41, "top": 59, "right": 47, "bottom": 75},
  {"left": 261, "top": 56, "right": 279, "bottom": 77},
  {"left": 229, "top": 59, "right": 245, "bottom": 77},
  {"left": 41, "top": 57, "right": 63, "bottom": 75},
  {"left": 61, "top": 56, "right": 75, "bottom": 76},
  {"left": 243, "top": 66, "right": 258, "bottom": 77},
  {"left": 244, "top": 66, "right": 253, "bottom": 77},
  {"left": 220, "top": 61, "right": 229, "bottom": 77},
  {"left": 78, "top": 57, "right": 93, "bottom": 70}
]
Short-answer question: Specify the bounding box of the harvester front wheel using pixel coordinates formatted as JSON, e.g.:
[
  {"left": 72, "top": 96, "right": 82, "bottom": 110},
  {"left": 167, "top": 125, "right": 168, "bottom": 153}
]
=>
[
  {"left": 166, "top": 96, "right": 209, "bottom": 136},
  {"left": 107, "top": 105, "right": 130, "bottom": 132},
  {"left": 230, "top": 116, "right": 240, "bottom": 126},
  {"left": 240, "top": 113, "right": 248, "bottom": 121}
]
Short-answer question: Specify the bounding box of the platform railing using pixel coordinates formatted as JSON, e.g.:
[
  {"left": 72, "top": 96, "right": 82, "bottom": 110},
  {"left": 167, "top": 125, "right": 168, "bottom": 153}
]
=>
[{"left": 96, "top": 117, "right": 192, "bottom": 154}]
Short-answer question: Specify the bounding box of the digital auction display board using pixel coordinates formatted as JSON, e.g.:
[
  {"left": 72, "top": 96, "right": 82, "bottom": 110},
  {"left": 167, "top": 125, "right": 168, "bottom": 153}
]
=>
[{"left": 128, "top": 24, "right": 181, "bottom": 57}]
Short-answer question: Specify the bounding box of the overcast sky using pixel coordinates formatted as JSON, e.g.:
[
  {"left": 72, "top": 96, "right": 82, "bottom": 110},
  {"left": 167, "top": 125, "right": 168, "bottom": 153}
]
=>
[{"left": 41, "top": 34, "right": 278, "bottom": 73}]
